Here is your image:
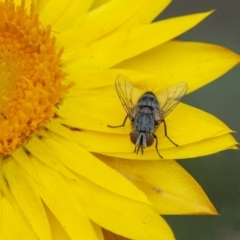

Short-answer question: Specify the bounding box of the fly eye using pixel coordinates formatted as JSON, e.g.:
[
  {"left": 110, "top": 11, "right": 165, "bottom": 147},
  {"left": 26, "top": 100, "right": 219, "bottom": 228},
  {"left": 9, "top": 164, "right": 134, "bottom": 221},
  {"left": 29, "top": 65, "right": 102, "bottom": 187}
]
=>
[
  {"left": 146, "top": 134, "right": 154, "bottom": 146},
  {"left": 130, "top": 132, "right": 139, "bottom": 144}
]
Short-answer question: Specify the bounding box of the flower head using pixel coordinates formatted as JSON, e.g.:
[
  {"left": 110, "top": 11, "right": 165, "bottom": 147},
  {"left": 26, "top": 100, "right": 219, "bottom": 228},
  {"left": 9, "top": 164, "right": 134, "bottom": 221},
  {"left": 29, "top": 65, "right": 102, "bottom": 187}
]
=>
[
  {"left": 0, "top": 0, "right": 71, "bottom": 156},
  {"left": 0, "top": 0, "right": 239, "bottom": 240}
]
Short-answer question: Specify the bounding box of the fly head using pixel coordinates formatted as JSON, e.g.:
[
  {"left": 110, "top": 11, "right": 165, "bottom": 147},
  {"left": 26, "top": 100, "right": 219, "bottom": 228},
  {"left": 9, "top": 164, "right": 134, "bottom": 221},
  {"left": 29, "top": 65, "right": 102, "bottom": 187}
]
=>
[{"left": 130, "top": 131, "right": 154, "bottom": 155}]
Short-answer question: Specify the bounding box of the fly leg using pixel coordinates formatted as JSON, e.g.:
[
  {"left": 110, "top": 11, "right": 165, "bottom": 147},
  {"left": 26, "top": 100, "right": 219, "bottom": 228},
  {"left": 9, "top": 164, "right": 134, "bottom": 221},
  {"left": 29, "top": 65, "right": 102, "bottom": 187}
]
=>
[
  {"left": 153, "top": 134, "right": 163, "bottom": 158},
  {"left": 162, "top": 119, "right": 178, "bottom": 147},
  {"left": 108, "top": 115, "right": 128, "bottom": 128}
]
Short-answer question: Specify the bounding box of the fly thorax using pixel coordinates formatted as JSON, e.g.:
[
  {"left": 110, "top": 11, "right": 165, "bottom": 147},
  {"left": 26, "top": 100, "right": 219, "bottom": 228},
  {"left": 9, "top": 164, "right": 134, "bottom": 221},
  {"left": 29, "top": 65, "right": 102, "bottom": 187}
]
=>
[
  {"left": 133, "top": 111, "right": 155, "bottom": 133},
  {"left": 137, "top": 92, "right": 160, "bottom": 108}
]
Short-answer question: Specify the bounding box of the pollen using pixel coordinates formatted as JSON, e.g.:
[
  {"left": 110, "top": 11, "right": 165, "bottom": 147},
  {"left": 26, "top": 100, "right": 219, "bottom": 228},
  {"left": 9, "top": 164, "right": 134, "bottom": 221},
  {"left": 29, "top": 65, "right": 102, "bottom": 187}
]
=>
[{"left": 0, "top": 1, "right": 70, "bottom": 156}]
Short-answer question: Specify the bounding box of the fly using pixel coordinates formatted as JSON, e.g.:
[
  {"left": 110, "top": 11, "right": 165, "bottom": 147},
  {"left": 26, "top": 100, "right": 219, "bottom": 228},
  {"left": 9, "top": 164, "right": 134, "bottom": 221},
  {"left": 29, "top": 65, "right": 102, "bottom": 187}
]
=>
[{"left": 108, "top": 75, "right": 188, "bottom": 158}]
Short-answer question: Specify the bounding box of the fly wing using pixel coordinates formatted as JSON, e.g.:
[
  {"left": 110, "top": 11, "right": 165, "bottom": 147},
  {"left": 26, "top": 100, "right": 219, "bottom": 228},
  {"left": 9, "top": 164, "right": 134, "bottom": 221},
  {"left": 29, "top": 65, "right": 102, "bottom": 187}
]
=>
[
  {"left": 155, "top": 82, "right": 188, "bottom": 122},
  {"left": 115, "top": 75, "right": 142, "bottom": 119}
]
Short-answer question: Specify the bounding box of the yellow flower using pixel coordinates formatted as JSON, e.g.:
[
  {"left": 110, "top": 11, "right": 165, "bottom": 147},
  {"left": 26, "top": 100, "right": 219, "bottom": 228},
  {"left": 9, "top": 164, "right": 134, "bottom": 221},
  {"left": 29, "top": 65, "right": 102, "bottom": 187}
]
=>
[{"left": 0, "top": 0, "right": 239, "bottom": 240}]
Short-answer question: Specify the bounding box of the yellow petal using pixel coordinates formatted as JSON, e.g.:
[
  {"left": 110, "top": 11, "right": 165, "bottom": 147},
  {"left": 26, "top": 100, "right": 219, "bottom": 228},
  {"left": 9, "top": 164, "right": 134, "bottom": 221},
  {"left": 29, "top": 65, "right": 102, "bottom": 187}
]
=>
[
  {"left": 90, "top": 0, "right": 110, "bottom": 10},
  {"left": 91, "top": 0, "right": 171, "bottom": 26},
  {"left": 116, "top": 41, "right": 240, "bottom": 93},
  {"left": 2, "top": 159, "right": 51, "bottom": 240},
  {"left": 65, "top": 11, "right": 213, "bottom": 68},
  {"left": 36, "top": 0, "right": 93, "bottom": 31},
  {"left": 12, "top": 147, "right": 39, "bottom": 180},
  {"left": 31, "top": 158, "right": 99, "bottom": 240},
  {"left": 100, "top": 156, "right": 217, "bottom": 214},
  {"left": 50, "top": 129, "right": 236, "bottom": 160},
  {"left": 58, "top": 92, "right": 232, "bottom": 139},
  {"left": 67, "top": 176, "right": 175, "bottom": 240},
  {"left": 114, "top": 0, "right": 171, "bottom": 31},
  {"left": 157, "top": 133, "right": 238, "bottom": 159},
  {"left": 102, "top": 228, "right": 129, "bottom": 240},
  {"left": 24, "top": 136, "right": 77, "bottom": 180},
  {"left": 45, "top": 205, "right": 102, "bottom": 240},
  {"left": 57, "top": 87, "right": 234, "bottom": 144},
  {"left": 44, "top": 205, "right": 72, "bottom": 240},
  {"left": 91, "top": 221, "right": 105, "bottom": 240},
  {"left": 0, "top": 192, "right": 37, "bottom": 239},
  {"left": 64, "top": 67, "right": 154, "bottom": 90},
  {"left": 59, "top": 0, "right": 170, "bottom": 45},
  {"left": 41, "top": 134, "right": 151, "bottom": 205},
  {"left": 102, "top": 134, "right": 237, "bottom": 160}
]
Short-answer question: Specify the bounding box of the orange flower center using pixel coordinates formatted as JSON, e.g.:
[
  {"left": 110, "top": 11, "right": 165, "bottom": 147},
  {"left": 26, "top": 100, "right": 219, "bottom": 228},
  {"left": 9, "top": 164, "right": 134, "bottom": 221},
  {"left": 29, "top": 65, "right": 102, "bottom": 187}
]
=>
[{"left": 0, "top": 1, "right": 70, "bottom": 156}]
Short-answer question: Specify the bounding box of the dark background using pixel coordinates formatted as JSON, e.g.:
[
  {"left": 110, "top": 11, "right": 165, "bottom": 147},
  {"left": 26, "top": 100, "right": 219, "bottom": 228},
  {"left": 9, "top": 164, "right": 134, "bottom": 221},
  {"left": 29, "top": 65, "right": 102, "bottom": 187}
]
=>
[{"left": 157, "top": 1, "right": 240, "bottom": 239}]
